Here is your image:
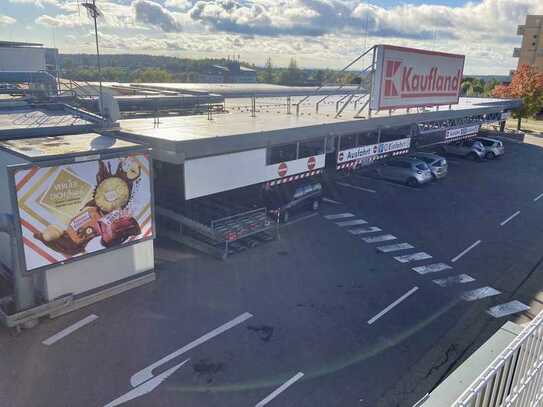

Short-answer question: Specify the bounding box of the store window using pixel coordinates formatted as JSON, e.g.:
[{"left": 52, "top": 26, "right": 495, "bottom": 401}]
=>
[
  {"left": 339, "top": 133, "right": 357, "bottom": 150},
  {"left": 380, "top": 125, "right": 411, "bottom": 142},
  {"left": 357, "top": 130, "right": 379, "bottom": 146},
  {"left": 299, "top": 138, "right": 324, "bottom": 158}
]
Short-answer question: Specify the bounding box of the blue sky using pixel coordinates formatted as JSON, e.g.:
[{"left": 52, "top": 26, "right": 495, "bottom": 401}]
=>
[{"left": 1, "top": 0, "right": 542, "bottom": 75}]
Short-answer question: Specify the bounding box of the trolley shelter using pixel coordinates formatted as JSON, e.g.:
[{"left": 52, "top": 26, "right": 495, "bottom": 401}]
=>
[{"left": 0, "top": 133, "right": 155, "bottom": 324}]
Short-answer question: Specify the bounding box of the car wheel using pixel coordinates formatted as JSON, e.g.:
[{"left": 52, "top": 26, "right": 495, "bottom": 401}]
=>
[
  {"left": 406, "top": 177, "right": 418, "bottom": 187},
  {"left": 312, "top": 200, "right": 320, "bottom": 211},
  {"left": 485, "top": 151, "right": 496, "bottom": 160}
]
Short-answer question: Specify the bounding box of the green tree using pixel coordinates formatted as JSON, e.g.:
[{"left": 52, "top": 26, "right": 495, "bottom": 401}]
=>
[
  {"left": 133, "top": 68, "right": 174, "bottom": 83},
  {"left": 264, "top": 57, "right": 273, "bottom": 83}
]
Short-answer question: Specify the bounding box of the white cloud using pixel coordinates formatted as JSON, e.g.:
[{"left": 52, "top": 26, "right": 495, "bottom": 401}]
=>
[
  {"left": 9, "top": 0, "right": 60, "bottom": 7},
  {"left": 0, "top": 15, "right": 17, "bottom": 25}
]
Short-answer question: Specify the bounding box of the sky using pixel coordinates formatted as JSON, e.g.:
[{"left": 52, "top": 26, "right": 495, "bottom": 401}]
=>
[{"left": 0, "top": 0, "right": 542, "bottom": 75}]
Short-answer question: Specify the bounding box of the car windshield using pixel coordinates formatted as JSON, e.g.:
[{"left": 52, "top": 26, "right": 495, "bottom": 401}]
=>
[{"left": 415, "top": 163, "right": 429, "bottom": 170}]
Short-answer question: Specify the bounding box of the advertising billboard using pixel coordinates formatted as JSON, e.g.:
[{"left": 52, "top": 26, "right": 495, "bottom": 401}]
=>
[
  {"left": 337, "top": 137, "right": 411, "bottom": 165},
  {"left": 371, "top": 45, "right": 465, "bottom": 110},
  {"left": 445, "top": 125, "right": 480, "bottom": 140},
  {"left": 13, "top": 154, "right": 153, "bottom": 271}
]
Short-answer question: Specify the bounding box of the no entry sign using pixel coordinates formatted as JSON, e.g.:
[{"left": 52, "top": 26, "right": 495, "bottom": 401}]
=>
[
  {"left": 307, "top": 156, "right": 316, "bottom": 170},
  {"left": 278, "top": 162, "right": 288, "bottom": 177}
]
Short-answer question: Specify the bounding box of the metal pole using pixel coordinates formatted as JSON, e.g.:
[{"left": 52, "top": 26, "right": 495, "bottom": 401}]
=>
[
  {"left": 368, "top": 46, "right": 376, "bottom": 119},
  {"left": 92, "top": 0, "right": 104, "bottom": 118}
]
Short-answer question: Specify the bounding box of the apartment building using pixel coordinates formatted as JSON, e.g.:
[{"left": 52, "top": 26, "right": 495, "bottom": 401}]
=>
[{"left": 514, "top": 15, "right": 543, "bottom": 73}]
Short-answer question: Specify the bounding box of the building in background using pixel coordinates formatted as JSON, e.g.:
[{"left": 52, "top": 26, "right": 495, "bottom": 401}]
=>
[
  {"left": 513, "top": 15, "right": 543, "bottom": 73},
  {"left": 200, "top": 60, "right": 256, "bottom": 83}
]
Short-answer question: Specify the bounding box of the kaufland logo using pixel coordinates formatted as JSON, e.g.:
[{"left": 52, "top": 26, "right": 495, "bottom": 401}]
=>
[{"left": 383, "top": 59, "right": 462, "bottom": 98}]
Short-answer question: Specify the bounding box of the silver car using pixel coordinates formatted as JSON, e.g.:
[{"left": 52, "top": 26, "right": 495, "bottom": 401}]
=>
[
  {"left": 410, "top": 152, "right": 448, "bottom": 179},
  {"left": 474, "top": 137, "right": 504, "bottom": 159},
  {"left": 442, "top": 139, "right": 485, "bottom": 160},
  {"left": 377, "top": 157, "right": 433, "bottom": 186}
]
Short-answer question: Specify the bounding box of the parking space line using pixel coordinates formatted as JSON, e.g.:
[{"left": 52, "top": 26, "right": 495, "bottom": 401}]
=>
[
  {"left": 451, "top": 240, "right": 481, "bottom": 263},
  {"left": 461, "top": 286, "right": 501, "bottom": 302},
  {"left": 255, "top": 372, "right": 304, "bottom": 407},
  {"left": 393, "top": 252, "right": 432, "bottom": 263},
  {"left": 433, "top": 274, "right": 475, "bottom": 287},
  {"left": 324, "top": 213, "right": 354, "bottom": 220},
  {"left": 285, "top": 212, "right": 318, "bottom": 225},
  {"left": 322, "top": 197, "right": 342, "bottom": 205},
  {"left": 42, "top": 314, "right": 98, "bottom": 346},
  {"left": 354, "top": 175, "right": 420, "bottom": 191},
  {"left": 104, "top": 359, "right": 190, "bottom": 407},
  {"left": 499, "top": 210, "right": 520, "bottom": 226},
  {"left": 367, "top": 286, "right": 419, "bottom": 325},
  {"left": 349, "top": 226, "right": 382, "bottom": 235},
  {"left": 487, "top": 301, "right": 530, "bottom": 318},
  {"left": 377, "top": 243, "right": 414, "bottom": 253},
  {"left": 534, "top": 192, "right": 543, "bottom": 202},
  {"left": 130, "top": 312, "right": 253, "bottom": 388},
  {"left": 336, "top": 219, "right": 368, "bottom": 227},
  {"left": 362, "top": 234, "right": 397, "bottom": 243},
  {"left": 336, "top": 181, "right": 377, "bottom": 193},
  {"left": 412, "top": 263, "right": 453, "bottom": 275}
]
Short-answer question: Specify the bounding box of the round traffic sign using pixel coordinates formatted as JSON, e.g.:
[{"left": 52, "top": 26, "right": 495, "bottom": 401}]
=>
[
  {"left": 307, "top": 156, "right": 316, "bottom": 170},
  {"left": 278, "top": 162, "right": 288, "bottom": 177}
]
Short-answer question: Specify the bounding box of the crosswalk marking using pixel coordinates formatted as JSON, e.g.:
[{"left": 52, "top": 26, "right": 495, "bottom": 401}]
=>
[
  {"left": 362, "top": 234, "right": 397, "bottom": 243},
  {"left": 349, "top": 226, "right": 382, "bottom": 235},
  {"left": 462, "top": 286, "right": 501, "bottom": 302},
  {"left": 377, "top": 243, "right": 414, "bottom": 253},
  {"left": 393, "top": 252, "right": 432, "bottom": 263},
  {"left": 487, "top": 301, "right": 530, "bottom": 318},
  {"left": 324, "top": 213, "right": 355, "bottom": 220},
  {"left": 433, "top": 274, "right": 475, "bottom": 287},
  {"left": 336, "top": 219, "right": 368, "bottom": 227},
  {"left": 412, "top": 263, "right": 452, "bottom": 275}
]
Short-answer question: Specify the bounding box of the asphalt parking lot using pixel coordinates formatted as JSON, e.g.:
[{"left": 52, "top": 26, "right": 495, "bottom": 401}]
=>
[{"left": 2, "top": 135, "right": 543, "bottom": 407}]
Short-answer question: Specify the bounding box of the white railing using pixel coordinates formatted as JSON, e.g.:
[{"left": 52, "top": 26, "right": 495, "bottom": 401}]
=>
[{"left": 453, "top": 310, "right": 543, "bottom": 407}]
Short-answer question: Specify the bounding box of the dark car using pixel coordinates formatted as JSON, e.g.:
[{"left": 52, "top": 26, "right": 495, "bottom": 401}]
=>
[{"left": 262, "top": 180, "right": 323, "bottom": 223}]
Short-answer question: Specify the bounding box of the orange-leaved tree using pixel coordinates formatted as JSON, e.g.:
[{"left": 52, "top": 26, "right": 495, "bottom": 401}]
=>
[{"left": 492, "top": 64, "right": 543, "bottom": 130}]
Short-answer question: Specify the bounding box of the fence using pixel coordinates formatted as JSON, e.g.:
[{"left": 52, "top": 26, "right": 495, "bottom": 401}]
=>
[{"left": 453, "top": 310, "right": 543, "bottom": 407}]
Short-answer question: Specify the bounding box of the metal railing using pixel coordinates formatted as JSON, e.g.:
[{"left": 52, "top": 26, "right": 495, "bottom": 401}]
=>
[{"left": 453, "top": 310, "right": 543, "bottom": 407}]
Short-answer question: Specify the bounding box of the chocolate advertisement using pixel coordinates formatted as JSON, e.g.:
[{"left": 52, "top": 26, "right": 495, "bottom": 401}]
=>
[{"left": 13, "top": 154, "right": 153, "bottom": 271}]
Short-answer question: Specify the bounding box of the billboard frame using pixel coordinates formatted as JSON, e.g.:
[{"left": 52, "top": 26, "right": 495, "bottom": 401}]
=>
[
  {"left": 7, "top": 147, "right": 155, "bottom": 274},
  {"left": 370, "top": 44, "right": 466, "bottom": 112}
]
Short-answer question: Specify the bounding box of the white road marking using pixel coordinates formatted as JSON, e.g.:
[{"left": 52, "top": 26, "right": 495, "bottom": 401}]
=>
[
  {"left": 461, "top": 286, "right": 501, "bottom": 302},
  {"left": 130, "top": 312, "right": 253, "bottom": 388},
  {"left": 534, "top": 192, "right": 543, "bottom": 202},
  {"left": 412, "top": 263, "right": 452, "bottom": 275},
  {"left": 377, "top": 243, "right": 414, "bottom": 253},
  {"left": 349, "top": 226, "right": 382, "bottom": 235},
  {"left": 367, "top": 286, "right": 419, "bottom": 325},
  {"left": 451, "top": 240, "right": 481, "bottom": 263},
  {"left": 336, "top": 219, "right": 368, "bottom": 227},
  {"left": 336, "top": 181, "right": 377, "bottom": 193},
  {"left": 500, "top": 210, "right": 520, "bottom": 226},
  {"left": 104, "top": 359, "right": 189, "bottom": 407},
  {"left": 324, "top": 213, "right": 354, "bottom": 220},
  {"left": 255, "top": 372, "right": 304, "bottom": 407},
  {"left": 42, "top": 314, "right": 98, "bottom": 346},
  {"left": 362, "top": 234, "right": 397, "bottom": 243},
  {"left": 487, "top": 301, "right": 530, "bottom": 318},
  {"left": 433, "top": 274, "right": 475, "bottom": 287},
  {"left": 393, "top": 252, "right": 432, "bottom": 263},
  {"left": 322, "top": 197, "right": 342, "bottom": 205}
]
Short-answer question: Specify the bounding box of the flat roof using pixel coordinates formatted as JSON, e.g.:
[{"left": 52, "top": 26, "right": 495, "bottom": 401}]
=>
[
  {"left": 0, "top": 133, "right": 139, "bottom": 161},
  {"left": 117, "top": 96, "right": 519, "bottom": 162},
  {"left": 0, "top": 105, "right": 98, "bottom": 139}
]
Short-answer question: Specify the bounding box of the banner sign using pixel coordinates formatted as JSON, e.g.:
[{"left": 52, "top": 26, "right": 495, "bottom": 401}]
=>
[
  {"left": 445, "top": 125, "right": 480, "bottom": 140},
  {"left": 13, "top": 154, "right": 153, "bottom": 271},
  {"left": 371, "top": 45, "right": 465, "bottom": 110},
  {"left": 501, "top": 111, "right": 511, "bottom": 121},
  {"left": 337, "top": 137, "right": 411, "bottom": 164}
]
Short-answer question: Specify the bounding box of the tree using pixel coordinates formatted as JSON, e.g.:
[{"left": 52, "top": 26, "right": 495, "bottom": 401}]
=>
[
  {"left": 133, "top": 68, "right": 174, "bottom": 83},
  {"left": 279, "top": 58, "right": 302, "bottom": 85},
  {"left": 264, "top": 57, "right": 273, "bottom": 83},
  {"left": 492, "top": 64, "right": 543, "bottom": 130}
]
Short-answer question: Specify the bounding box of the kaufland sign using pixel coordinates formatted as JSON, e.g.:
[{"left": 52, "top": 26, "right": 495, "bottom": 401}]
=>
[{"left": 371, "top": 45, "right": 465, "bottom": 110}]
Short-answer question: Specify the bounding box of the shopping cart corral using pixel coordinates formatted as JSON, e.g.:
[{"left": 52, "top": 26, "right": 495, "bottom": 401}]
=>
[{"left": 156, "top": 205, "right": 278, "bottom": 259}]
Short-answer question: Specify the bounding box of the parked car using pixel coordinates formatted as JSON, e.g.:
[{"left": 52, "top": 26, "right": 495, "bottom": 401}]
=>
[
  {"left": 410, "top": 152, "right": 448, "bottom": 179},
  {"left": 376, "top": 157, "right": 433, "bottom": 186},
  {"left": 441, "top": 139, "right": 485, "bottom": 160},
  {"left": 474, "top": 137, "right": 504, "bottom": 159},
  {"left": 262, "top": 180, "right": 323, "bottom": 223}
]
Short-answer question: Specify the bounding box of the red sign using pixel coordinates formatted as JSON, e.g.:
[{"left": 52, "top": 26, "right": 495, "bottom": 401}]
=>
[
  {"left": 278, "top": 162, "right": 288, "bottom": 177},
  {"left": 307, "top": 156, "right": 316, "bottom": 170}
]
